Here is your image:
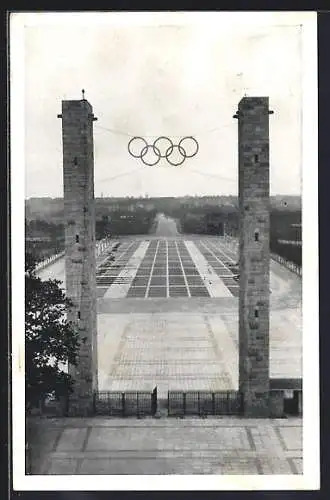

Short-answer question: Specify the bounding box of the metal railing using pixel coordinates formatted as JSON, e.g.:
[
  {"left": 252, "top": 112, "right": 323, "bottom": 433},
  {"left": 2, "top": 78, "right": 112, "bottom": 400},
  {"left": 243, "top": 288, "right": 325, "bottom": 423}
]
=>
[
  {"left": 34, "top": 237, "right": 113, "bottom": 273},
  {"left": 223, "top": 236, "right": 302, "bottom": 277},
  {"left": 93, "top": 387, "right": 157, "bottom": 417},
  {"left": 270, "top": 252, "right": 302, "bottom": 276},
  {"left": 34, "top": 251, "right": 65, "bottom": 272},
  {"left": 167, "top": 390, "right": 243, "bottom": 417}
]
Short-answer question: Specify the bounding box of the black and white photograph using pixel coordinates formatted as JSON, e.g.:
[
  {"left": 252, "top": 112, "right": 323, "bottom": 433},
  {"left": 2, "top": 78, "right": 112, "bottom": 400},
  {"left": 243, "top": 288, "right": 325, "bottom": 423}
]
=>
[{"left": 11, "top": 11, "right": 318, "bottom": 490}]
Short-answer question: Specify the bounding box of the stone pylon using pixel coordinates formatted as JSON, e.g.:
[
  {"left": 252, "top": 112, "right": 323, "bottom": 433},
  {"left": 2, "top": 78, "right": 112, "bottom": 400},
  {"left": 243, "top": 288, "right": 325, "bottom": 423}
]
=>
[
  {"left": 58, "top": 98, "right": 98, "bottom": 416},
  {"left": 234, "top": 97, "right": 273, "bottom": 417}
]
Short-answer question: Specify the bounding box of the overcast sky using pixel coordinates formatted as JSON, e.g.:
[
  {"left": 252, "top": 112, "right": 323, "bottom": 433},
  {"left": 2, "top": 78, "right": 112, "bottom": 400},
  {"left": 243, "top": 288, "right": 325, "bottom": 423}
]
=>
[{"left": 22, "top": 12, "right": 307, "bottom": 198}]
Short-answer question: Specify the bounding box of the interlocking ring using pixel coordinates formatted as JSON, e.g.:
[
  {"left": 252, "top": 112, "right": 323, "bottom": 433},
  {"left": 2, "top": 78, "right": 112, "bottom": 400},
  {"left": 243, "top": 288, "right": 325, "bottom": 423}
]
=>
[
  {"left": 153, "top": 136, "right": 173, "bottom": 158},
  {"left": 128, "top": 136, "right": 199, "bottom": 166},
  {"left": 128, "top": 136, "right": 147, "bottom": 158},
  {"left": 178, "top": 136, "right": 199, "bottom": 158},
  {"left": 141, "top": 145, "right": 161, "bottom": 166},
  {"left": 165, "top": 144, "right": 186, "bottom": 166}
]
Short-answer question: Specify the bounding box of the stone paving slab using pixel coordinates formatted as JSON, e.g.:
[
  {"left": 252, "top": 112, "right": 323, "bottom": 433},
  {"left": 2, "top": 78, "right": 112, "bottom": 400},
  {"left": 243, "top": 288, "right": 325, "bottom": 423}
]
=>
[
  {"left": 28, "top": 417, "right": 302, "bottom": 475},
  {"left": 57, "top": 428, "right": 88, "bottom": 452},
  {"left": 47, "top": 449, "right": 300, "bottom": 460},
  {"left": 45, "top": 457, "right": 266, "bottom": 475},
  {"left": 32, "top": 416, "right": 302, "bottom": 428},
  {"left": 276, "top": 426, "right": 302, "bottom": 450}
]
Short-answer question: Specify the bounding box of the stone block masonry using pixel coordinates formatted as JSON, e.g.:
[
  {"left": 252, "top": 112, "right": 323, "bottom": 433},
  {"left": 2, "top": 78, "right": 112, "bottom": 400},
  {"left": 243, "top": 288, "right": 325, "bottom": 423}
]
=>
[
  {"left": 59, "top": 99, "right": 98, "bottom": 415},
  {"left": 235, "top": 97, "right": 272, "bottom": 417}
]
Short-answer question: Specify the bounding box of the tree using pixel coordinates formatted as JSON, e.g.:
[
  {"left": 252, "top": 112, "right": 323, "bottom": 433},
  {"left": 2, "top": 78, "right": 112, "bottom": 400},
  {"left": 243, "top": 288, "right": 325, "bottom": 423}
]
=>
[{"left": 25, "top": 252, "right": 80, "bottom": 411}]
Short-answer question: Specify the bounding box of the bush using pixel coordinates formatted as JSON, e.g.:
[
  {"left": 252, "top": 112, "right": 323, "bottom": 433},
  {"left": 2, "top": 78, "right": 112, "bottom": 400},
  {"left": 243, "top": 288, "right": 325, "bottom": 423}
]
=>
[{"left": 25, "top": 252, "right": 80, "bottom": 411}]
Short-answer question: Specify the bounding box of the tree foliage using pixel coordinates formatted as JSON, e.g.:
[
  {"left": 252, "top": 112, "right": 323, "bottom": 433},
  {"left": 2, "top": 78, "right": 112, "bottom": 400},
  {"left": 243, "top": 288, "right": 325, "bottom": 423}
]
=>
[{"left": 25, "top": 252, "right": 80, "bottom": 410}]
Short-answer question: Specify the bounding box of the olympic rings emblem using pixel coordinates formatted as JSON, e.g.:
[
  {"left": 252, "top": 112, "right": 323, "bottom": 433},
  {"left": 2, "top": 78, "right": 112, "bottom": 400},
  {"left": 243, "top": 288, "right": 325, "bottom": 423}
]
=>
[{"left": 127, "top": 136, "right": 199, "bottom": 166}]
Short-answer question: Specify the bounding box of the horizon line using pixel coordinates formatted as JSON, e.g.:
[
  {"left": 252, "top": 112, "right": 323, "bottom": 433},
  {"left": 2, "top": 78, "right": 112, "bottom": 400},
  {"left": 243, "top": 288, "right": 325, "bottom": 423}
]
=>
[{"left": 25, "top": 193, "right": 302, "bottom": 200}]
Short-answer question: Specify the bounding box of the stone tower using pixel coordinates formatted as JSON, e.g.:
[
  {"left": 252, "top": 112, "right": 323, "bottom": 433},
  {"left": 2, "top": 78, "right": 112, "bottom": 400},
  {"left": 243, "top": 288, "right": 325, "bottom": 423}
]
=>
[
  {"left": 234, "top": 97, "right": 272, "bottom": 417},
  {"left": 58, "top": 98, "right": 98, "bottom": 415}
]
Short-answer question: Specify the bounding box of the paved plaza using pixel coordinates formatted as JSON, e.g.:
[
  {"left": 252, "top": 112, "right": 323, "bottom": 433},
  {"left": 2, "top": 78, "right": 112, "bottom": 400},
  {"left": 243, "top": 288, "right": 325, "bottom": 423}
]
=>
[
  {"left": 28, "top": 417, "right": 302, "bottom": 475},
  {"left": 34, "top": 222, "right": 303, "bottom": 475},
  {"left": 39, "top": 234, "right": 302, "bottom": 395}
]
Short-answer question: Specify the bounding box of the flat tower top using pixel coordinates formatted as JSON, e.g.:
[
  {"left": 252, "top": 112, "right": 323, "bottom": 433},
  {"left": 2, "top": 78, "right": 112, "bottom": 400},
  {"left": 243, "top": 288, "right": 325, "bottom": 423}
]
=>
[
  {"left": 62, "top": 99, "right": 93, "bottom": 112},
  {"left": 238, "top": 96, "right": 269, "bottom": 109}
]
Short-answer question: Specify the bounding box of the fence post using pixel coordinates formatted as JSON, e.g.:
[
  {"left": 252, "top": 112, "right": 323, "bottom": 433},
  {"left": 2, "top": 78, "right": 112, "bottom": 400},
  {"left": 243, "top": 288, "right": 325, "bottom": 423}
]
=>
[
  {"left": 152, "top": 387, "right": 157, "bottom": 416},
  {"left": 155, "top": 386, "right": 157, "bottom": 414},
  {"left": 107, "top": 392, "right": 111, "bottom": 416},
  {"left": 122, "top": 393, "right": 125, "bottom": 417},
  {"left": 92, "top": 392, "right": 96, "bottom": 415}
]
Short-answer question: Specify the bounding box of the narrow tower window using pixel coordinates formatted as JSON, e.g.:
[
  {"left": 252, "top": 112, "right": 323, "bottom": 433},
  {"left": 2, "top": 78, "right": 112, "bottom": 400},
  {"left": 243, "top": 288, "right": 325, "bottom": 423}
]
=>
[
  {"left": 254, "top": 230, "right": 259, "bottom": 242},
  {"left": 255, "top": 309, "right": 259, "bottom": 318},
  {"left": 77, "top": 311, "right": 81, "bottom": 319},
  {"left": 254, "top": 154, "right": 259, "bottom": 163},
  {"left": 75, "top": 234, "right": 79, "bottom": 243}
]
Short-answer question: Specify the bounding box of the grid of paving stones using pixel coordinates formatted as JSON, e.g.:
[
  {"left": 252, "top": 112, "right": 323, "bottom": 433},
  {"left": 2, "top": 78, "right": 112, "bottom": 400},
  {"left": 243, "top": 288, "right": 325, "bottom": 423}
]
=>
[
  {"left": 95, "top": 237, "right": 301, "bottom": 301},
  {"left": 97, "top": 305, "right": 301, "bottom": 393},
  {"left": 98, "top": 313, "right": 236, "bottom": 394},
  {"left": 29, "top": 417, "right": 303, "bottom": 475},
  {"left": 95, "top": 238, "right": 243, "bottom": 300},
  {"left": 96, "top": 240, "right": 141, "bottom": 298},
  {"left": 127, "top": 240, "right": 211, "bottom": 299},
  {"left": 195, "top": 239, "right": 240, "bottom": 297},
  {"left": 41, "top": 237, "right": 301, "bottom": 305}
]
